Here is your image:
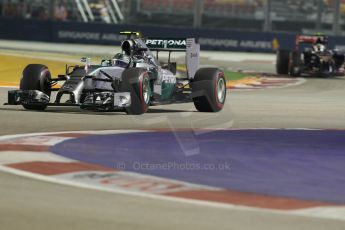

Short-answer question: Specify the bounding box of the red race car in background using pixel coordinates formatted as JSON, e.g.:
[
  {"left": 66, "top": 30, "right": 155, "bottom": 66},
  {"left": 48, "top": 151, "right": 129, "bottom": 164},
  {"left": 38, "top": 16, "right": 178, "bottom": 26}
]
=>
[{"left": 276, "top": 34, "right": 345, "bottom": 77}]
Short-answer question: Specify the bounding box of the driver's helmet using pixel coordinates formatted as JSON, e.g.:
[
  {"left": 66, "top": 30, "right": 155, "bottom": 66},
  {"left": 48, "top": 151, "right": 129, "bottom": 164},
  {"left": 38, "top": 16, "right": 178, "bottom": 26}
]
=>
[
  {"left": 313, "top": 43, "right": 326, "bottom": 52},
  {"left": 113, "top": 53, "right": 130, "bottom": 68},
  {"left": 316, "top": 35, "right": 327, "bottom": 45}
]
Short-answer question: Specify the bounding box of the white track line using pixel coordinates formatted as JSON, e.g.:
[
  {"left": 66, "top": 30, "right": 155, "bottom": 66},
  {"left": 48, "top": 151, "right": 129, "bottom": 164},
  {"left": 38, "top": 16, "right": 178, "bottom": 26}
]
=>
[
  {"left": 0, "top": 85, "right": 17, "bottom": 88},
  {"left": 0, "top": 136, "right": 72, "bottom": 146},
  {"left": 0, "top": 51, "right": 80, "bottom": 63},
  {"left": 0, "top": 151, "right": 76, "bottom": 164}
]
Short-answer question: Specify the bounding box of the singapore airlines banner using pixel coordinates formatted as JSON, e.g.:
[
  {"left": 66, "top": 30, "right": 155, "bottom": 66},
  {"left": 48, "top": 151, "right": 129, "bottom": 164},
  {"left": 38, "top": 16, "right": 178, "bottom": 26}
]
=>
[
  {"left": 51, "top": 21, "right": 295, "bottom": 52},
  {"left": 1, "top": 18, "right": 345, "bottom": 53}
]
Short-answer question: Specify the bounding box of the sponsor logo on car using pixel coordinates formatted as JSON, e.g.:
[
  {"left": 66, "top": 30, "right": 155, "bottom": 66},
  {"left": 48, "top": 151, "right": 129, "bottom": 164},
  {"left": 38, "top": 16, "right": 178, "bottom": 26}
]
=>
[
  {"left": 146, "top": 39, "right": 186, "bottom": 46},
  {"left": 146, "top": 39, "right": 186, "bottom": 49}
]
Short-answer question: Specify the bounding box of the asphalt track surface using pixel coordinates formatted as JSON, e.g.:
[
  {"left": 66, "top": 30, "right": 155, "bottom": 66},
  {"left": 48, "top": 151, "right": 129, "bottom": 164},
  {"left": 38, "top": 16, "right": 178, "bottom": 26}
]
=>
[
  {"left": 1, "top": 42, "right": 345, "bottom": 230},
  {"left": 1, "top": 76, "right": 345, "bottom": 134}
]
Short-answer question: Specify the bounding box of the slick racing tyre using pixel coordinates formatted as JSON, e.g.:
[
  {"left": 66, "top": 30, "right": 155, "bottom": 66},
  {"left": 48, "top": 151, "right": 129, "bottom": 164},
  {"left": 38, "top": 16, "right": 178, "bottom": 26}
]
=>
[
  {"left": 289, "top": 51, "right": 302, "bottom": 77},
  {"left": 192, "top": 68, "right": 226, "bottom": 112},
  {"left": 20, "top": 64, "right": 51, "bottom": 110},
  {"left": 121, "top": 68, "right": 151, "bottom": 115},
  {"left": 276, "top": 50, "right": 290, "bottom": 75}
]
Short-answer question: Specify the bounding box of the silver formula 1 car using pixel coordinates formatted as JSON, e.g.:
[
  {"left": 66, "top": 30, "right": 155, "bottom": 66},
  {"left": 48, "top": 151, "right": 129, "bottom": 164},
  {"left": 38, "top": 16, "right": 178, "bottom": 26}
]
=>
[{"left": 6, "top": 32, "right": 226, "bottom": 115}]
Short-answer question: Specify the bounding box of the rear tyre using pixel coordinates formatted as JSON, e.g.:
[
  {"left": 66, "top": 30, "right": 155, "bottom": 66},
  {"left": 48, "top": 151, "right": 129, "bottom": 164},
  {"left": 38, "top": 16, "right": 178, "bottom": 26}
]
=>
[
  {"left": 289, "top": 51, "right": 302, "bottom": 77},
  {"left": 192, "top": 68, "right": 226, "bottom": 112},
  {"left": 120, "top": 68, "right": 151, "bottom": 115},
  {"left": 276, "top": 50, "right": 290, "bottom": 74},
  {"left": 20, "top": 64, "right": 51, "bottom": 110}
]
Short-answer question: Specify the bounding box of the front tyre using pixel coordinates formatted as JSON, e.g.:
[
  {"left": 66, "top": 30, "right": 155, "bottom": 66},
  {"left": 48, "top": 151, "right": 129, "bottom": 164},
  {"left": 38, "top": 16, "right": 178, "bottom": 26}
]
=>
[
  {"left": 289, "top": 51, "right": 302, "bottom": 77},
  {"left": 120, "top": 68, "right": 151, "bottom": 115},
  {"left": 192, "top": 68, "right": 226, "bottom": 112},
  {"left": 276, "top": 50, "right": 290, "bottom": 74},
  {"left": 321, "top": 61, "right": 336, "bottom": 78},
  {"left": 20, "top": 64, "right": 51, "bottom": 111}
]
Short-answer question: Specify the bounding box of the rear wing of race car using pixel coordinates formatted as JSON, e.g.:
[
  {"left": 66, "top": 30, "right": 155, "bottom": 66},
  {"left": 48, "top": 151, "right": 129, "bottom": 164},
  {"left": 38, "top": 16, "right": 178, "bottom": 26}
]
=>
[
  {"left": 295, "top": 34, "right": 328, "bottom": 50},
  {"left": 145, "top": 38, "right": 200, "bottom": 80}
]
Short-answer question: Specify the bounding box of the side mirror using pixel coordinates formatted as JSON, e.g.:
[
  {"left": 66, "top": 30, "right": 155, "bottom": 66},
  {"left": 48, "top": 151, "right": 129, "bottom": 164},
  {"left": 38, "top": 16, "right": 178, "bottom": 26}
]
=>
[{"left": 81, "top": 57, "right": 91, "bottom": 67}]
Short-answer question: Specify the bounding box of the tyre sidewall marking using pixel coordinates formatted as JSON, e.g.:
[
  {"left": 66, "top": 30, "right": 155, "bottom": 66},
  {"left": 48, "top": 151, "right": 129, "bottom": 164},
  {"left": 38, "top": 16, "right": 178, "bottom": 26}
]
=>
[
  {"left": 214, "top": 72, "right": 225, "bottom": 109},
  {"left": 139, "top": 72, "right": 149, "bottom": 112},
  {"left": 40, "top": 68, "right": 51, "bottom": 96}
]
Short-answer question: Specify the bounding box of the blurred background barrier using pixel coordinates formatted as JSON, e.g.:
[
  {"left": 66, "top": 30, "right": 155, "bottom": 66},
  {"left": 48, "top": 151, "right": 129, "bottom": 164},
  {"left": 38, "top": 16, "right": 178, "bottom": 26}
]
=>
[{"left": 1, "top": 0, "right": 345, "bottom": 52}]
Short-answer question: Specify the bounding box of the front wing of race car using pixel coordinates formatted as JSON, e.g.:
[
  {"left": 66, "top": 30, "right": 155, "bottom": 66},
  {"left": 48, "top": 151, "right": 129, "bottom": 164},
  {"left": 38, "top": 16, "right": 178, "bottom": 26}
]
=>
[
  {"left": 81, "top": 91, "right": 131, "bottom": 110},
  {"left": 8, "top": 90, "right": 49, "bottom": 106},
  {"left": 6, "top": 90, "right": 131, "bottom": 111}
]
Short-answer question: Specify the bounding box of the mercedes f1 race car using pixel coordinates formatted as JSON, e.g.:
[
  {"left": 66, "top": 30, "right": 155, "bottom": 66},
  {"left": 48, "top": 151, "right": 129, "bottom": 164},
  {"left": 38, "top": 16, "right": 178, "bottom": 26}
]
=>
[
  {"left": 6, "top": 32, "right": 226, "bottom": 115},
  {"left": 276, "top": 34, "right": 345, "bottom": 77}
]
